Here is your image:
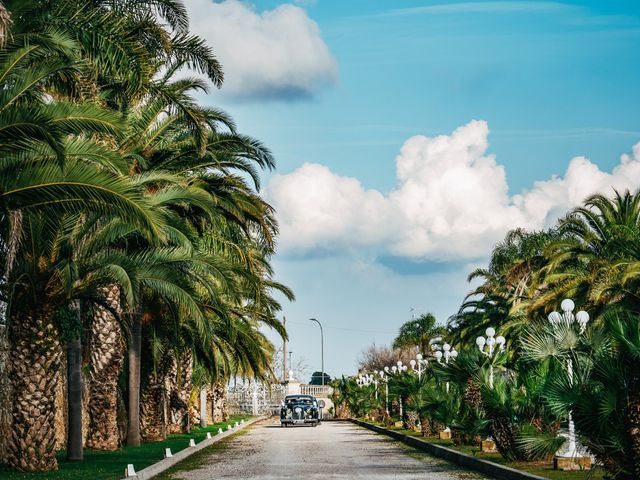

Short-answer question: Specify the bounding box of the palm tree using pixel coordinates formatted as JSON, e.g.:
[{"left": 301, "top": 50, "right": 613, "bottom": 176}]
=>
[
  {"left": 393, "top": 372, "right": 440, "bottom": 436},
  {"left": 0, "top": 36, "right": 165, "bottom": 470},
  {"left": 1, "top": 1, "right": 292, "bottom": 469},
  {"left": 430, "top": 349, "right": 493, "bottom": 443},
  {"left": 393, "top": 313, "right": 446, "bottom": 355},
  {"left": 104, "top": 67, "right": 286, "bottom": 446},
  {"left": 449, "top": 229, "right": 559, "bottom": 348},
  {"left": 536, "top": 190, "right": 640, "bottom": 317}
]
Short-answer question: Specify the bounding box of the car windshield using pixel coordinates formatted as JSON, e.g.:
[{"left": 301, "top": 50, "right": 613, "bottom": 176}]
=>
[{"left": 286, "top": 397, "right": 313, "bottom": 405}]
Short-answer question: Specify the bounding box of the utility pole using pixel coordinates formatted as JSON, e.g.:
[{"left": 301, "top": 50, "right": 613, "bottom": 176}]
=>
[
  {"left": 282, "top": 316, "right": 286, "bottom": 383},
  {"left": 288, "top": 351, "right": 293, "bottom": 378},
  {"left": 309, "top": 318, "right": 324, "bottom": 386}
]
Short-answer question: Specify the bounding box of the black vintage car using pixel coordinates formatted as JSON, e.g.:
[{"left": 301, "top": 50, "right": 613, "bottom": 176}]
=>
[{"left": 280, "top": 394, "right": 322, "bottom": 427}]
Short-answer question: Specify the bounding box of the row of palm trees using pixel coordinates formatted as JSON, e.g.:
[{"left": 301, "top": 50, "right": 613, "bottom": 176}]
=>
[
  {"left": 334, "top": 189, "right": 640, "bottom": 479},
  {"left": 0, "top": 0, "right": 291, "bottom": 472}
]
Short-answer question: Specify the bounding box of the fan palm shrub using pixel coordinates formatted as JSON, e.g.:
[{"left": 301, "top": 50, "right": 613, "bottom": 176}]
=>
[
  {"left": 430, "top": 349, "right": 492, "bottom": 444},
  {"left": 522, "top": 310, "right": 640, "bottom": 479}
]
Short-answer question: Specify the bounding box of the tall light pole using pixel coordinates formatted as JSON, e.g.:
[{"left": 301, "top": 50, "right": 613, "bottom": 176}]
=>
[
  {"left": 435, "top": 343, "right": 458, "bottom": 393},
  {"left": 476, "top": 327, "right": 506, "bottom": 388},
  {"left": 548, "top": 298, "right": 589, "bottom": 460},
  {"left": 282, "top": 316, "right": 287, "bottom": 383},
  {"left": 476, "top": 326, "right": 506, "bottom": 448},
  {"left": 310, "top": 318, "right": 324, "bottom": 386}
]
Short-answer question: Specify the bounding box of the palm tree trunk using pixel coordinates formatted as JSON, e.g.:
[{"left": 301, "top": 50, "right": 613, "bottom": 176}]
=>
[
  {"left": 66, "top": 335, "right": 83, "bottom": 461},
  {"left": 420, "top": 416, "right": 432, "bottom": 437},
  {"left": 168, "top": 352, "right": 192, "bottom": 434},
  {"left": 209, "top": 381, "right": 228, "bottom": 423},
  {"left": 140, "top": 372, "right": 167, "bottom": 441},
  {"left": 628, "top": 386, "right": 640, "bottom": 478},
  {"left": 491, "top": 417, "right": 520, "bottom": 461},
  {"left": 86, "top": 285, "right": 124, "bottom": 450},
  {"left": 7, "top": 309, "right": 62, "bottom": 472},
  {"left": 126, "top": 307, "right": 142, "bottom": 446},
  {"left": 0, "top": 3, "right": 10, "bottom": 47},
  {"left": 0, "top": 325, "right": 10, "bottom": 465}
]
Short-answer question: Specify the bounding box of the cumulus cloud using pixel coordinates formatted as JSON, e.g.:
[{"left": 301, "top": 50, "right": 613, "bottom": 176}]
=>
[
  {"left": 185, "top": 0, "right": 338, "bottom": 101},
  {"left": 266, "top": 120, "right": 640, "bottom": 260},
  {"left": 267, "top": 163, "right": 399, "bottom": 253}
]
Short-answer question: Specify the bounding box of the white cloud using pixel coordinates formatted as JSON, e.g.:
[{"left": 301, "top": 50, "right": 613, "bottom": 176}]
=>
[
  {"left": 266, "top": 163, "right": 399, "bottom": 253},
  {"left": 185, "top": 0, "right": 338, "bottom": 101},
  {"left": 266, "top": 120, "right": 640, "bottom": 260}
]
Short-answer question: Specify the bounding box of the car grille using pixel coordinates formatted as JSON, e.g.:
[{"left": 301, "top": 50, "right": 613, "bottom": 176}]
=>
[{"left": 292, "top": 407, "right": 304, "bottom": 420}]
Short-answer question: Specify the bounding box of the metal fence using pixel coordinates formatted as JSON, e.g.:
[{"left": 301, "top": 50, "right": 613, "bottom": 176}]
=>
[{"left": 227, "top": 382, "right": 286, "bottom": 416}]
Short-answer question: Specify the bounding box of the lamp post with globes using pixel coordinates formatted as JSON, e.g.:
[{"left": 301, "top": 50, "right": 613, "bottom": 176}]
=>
[
  {"left": 433, "top": 342, "right": 458, "bottom": 438},
  {"left": 475, "top": 327, "right": 506, "bottom": 451},
  {"left": 435, "top": 342, "right": 458, "bottom": 393},
  {"left": 409, "top": 353, "right": 428, "bottom": 380},
  {"left": 357, "top": 372, "right": 379, "bottom": 400},
  {"left": 378, "top": 369, "right": 389, "bottom": 416},
  {"left": 475, "top": 327, "right": 506, "bottom": 387},
  {"left": 547, "top": 298, "right": 589, "bottom": 465},
  {"left": 389, "top": 360, "right": 408, "bottom": 419}
]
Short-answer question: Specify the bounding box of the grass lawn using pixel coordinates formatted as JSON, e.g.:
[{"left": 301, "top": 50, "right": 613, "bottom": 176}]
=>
[
  {"left": 154, "top": 428, "right": 251, "bottom": 480},
  {"left": 377, "top": 422, "right": 605, "bottom": 480},
  {"left": 0, "top": 415, "right": 251, "bottom": 480}
]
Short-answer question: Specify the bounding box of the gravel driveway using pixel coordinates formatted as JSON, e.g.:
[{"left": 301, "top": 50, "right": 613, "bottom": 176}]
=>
[{"left": 162, "top": 419, "right": 491, "bottom": 480}]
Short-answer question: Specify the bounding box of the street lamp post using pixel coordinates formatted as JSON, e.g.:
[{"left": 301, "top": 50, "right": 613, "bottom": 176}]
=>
[
  {"left": 383, "top": 366, "right": 390, "bottom": 416},
  {"left": 409, "top": 353, "right": 428, "bottom": 380},
  {"left": 434, "top": 342, "right": 457, "bottom": 438},
  {"left": 548, "top": 299, "right": 589, "bottom": 463},
  {"left": 309, "top": 318, "right": 324, "bottom": 386},
  {"left": 476, "top": 327, "right": 506, "bottom": 450},
  {"left": 476, "top": 327, "right": 506, "bottom": 388},
  {"left": 391, "top": 360, "right": 407, "bottom": 418},
  {"left": 435, "top": 343, "right": 458, "bottom": 393}
]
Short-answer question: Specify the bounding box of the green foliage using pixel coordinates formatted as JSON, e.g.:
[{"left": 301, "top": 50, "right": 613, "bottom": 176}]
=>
[
  {"left": 0, "top": 415, "right": 250, "bottom": 480},
  {"left": 309, "top": 371, "right": 332, "bottom": 385},
  {"left": 0, "top": 0, "right": 292, "bottom": 472},
  {"left": 393, "top": 313, "right": 446, "bottom": 354},
  {"left": 54, "top": 305, "right": 81, "bottom": 342}
]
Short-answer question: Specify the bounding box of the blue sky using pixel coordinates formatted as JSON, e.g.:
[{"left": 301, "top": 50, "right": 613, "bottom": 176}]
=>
[{"left": 185, "top": 0, "right": 640, "bottom": 378}]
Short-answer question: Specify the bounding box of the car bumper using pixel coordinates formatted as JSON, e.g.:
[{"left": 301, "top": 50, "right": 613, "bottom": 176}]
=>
[{"left": 281, "top": 418, "right": 319, "bottom": 425}]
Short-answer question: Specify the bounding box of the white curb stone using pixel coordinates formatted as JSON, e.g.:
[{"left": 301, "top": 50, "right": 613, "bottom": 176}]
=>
[{"left": 121, "top": 416, "right": 265, "bottom": 480}]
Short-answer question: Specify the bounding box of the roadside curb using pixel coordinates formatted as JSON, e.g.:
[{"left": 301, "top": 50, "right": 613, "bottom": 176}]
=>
[
  {"left": 351, "top": 419, "right": 550, "bottom": 480},
  {"left": 122, "top": 416, "right": 268, "bottom": 480}
]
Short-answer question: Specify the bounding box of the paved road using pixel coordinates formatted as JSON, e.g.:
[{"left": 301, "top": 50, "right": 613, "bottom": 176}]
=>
[{"left": 166, "top": 419, "right": 491, "bottom": 480}]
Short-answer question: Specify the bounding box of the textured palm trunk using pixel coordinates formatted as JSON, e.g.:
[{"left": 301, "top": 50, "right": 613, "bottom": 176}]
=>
[
  {"left": 140, "top": 372, "right": 167, "bottom": 441},
  {"left": 66, "top": 335, "right": 83, "bottom": 461},
  {"left": 167, "top": 352, "right": 192, "bottom": 434},
  {"left": 491, "top": 417, "right": 520, "bottom": 461},
  {"left": 126, "top": 306, "right": 142, "bottom": 446},
  {"left": 463, "top": 378, "right": 482, "bottom": 409},
  {"left": 627, "top": 387, "right": 640, "bottom": 478},
  {"left": 7, "top": 309, "right": 61, "bottom": 472},
  {"left": 419, "top": 416, "right": 432, "bottom": 437},
  {"left": 188, "top": 385, "right": 201, "bottom": 428},
  {"left": 207, "top": 381, "right": 228, "bottom": 423},
  {"left": 0, "top": 325, "right": 11, "bottom": 465},
  {"left": 86, "top": 285, "right": 123, "bottom": 451}
]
